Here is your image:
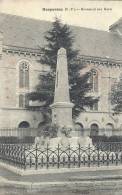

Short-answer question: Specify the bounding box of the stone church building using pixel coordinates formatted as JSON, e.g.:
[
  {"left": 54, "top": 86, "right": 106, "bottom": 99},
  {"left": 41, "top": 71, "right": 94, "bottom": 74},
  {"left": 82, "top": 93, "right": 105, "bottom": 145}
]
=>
[{"left": 0, "top": 13, "right": 122, "bottom": 137}]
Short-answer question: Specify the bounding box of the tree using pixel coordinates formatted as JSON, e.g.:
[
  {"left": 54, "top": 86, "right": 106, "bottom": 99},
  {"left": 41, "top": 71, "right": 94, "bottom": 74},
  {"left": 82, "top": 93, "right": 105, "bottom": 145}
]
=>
[
  {"left": 111, "top": 76, "right": 122, "bottom": 113},
  {"left": 29, "top": 18, "right": 98, "bottom": 122}
]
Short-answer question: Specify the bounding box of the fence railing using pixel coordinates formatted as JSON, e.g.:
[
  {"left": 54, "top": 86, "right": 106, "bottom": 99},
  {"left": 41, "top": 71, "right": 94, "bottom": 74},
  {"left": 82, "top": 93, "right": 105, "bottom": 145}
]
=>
[
  {"left": 0, "top": 128, "right": 38, "bottom": 137},
  {"left": 0, "top": 128, "right": 122, "bottom": 138},
  {"left": 0, "top": 142, "right": 122, "bottom": 170},
  {"left": 0, "top": 127, "right": 122, "bottom": 141}
]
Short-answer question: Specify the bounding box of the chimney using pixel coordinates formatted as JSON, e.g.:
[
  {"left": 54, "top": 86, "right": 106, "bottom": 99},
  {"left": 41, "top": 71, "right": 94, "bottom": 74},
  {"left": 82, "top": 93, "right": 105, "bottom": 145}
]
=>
[{"left": 109, "top": 18, "right": 122, "bottom": 35}]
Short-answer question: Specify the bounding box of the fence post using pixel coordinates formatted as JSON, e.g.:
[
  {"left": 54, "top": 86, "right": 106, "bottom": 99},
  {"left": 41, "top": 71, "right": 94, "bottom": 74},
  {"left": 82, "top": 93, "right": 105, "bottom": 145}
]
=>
[
  {"left": 68, "top": 144, "right": 71, "bottom": 168},
  {"left": 97, "top": 145, "right": 100, "bottom": 167},
  {"left": 116, "top": 152, "right": 118, "bottom": 166},
  {"left": 20, "top": 145, "right": 23, "bottom": 169},
  {"left": 9, "top": 144, "right": 11, "bottom": 163},
  {"left": 46, "top": 144, "right": 49, "bottom": 169},
  {"left": 35, "top": 144, "right": 38, "bottom": 170},
  {"left": 88, "top": 144, "right": 91, "bottom": 167},
  {"left": 78, "top": 144, "right": 81, "bottom": 167},
  {"left": 57, "top": 144, "right": 60, "bottom": 168},
  {"left": 23, "top": 145, "right": 26, "bottom": 170},
  {"left": 3, "top": 144, "right": 5, "bottom": 161},
  {"left": 107, "top": 152, "right": 109, "bottom": 166}
]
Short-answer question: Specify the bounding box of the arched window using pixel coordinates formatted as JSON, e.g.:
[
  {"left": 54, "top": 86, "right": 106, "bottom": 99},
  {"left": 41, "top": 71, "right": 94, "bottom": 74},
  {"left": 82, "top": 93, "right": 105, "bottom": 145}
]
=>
[
  {"left": 90, "top": 123, "right": 99, "bottom": 136},
  {"left": 19, "top": 61, "right": 29, "bottom": 88},
  {"left": 18, "top": 121, "right": 30, "bottom": 128},
  {"left": 75, "top": 123, "right": 84, "bottom": 136},
  {"left": 38, "top": 121, "right": 45, "bottom": 128},
  {"left": 89, "top": 69, "right": 98, "bottom": 92},
  {"left": 105, "top": 123, "right": 114, "bottom": 137}
]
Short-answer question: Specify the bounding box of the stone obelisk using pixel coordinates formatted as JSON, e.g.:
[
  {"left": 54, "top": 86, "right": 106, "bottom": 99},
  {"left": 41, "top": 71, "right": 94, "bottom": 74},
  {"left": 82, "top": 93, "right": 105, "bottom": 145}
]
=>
[{"left": 51, "top": 48, "right": 74, "bottom": 128}]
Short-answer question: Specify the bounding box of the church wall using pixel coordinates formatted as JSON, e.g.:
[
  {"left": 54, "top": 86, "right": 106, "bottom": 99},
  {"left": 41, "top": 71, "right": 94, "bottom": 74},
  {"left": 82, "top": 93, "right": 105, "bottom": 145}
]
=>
[
  {"left": 1, "top": 49, "right": 122, "bottom": 131},
  {"left": 0, "top": 51, "right": 48, "bottom": 108},
  {"left": 98, "top": 65, "right": 121, "bottom": 112},
  {"left": 83, "top": 62, "right": 122, "bottom": 113},
  {"left": 0, "top": 49, "right": 48, "bottom": 129},
  {"left": 0, "top": 32, "right": 2, "bottom": 56},
  {"left": 76, "top": 111, "right": 122, "bottom": 136},
  {"left": 79, "top": 62, "right": 122, "bottom": 135},
  {"left": 0, "top": 108, "right": 43, "bottom": 129}
]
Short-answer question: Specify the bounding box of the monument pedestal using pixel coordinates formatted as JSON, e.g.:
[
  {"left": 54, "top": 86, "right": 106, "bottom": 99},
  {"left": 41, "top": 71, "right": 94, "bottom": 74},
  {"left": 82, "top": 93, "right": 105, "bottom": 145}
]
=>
[
  {"left": 51, "top": 102, "right": 74, "bottom": 128},
  {"left": 48, "top": 136, "right": 93, "bottom": 149}
]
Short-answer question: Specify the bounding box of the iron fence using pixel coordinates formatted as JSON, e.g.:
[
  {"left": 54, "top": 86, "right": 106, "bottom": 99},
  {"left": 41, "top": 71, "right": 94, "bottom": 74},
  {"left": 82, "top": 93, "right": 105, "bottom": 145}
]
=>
[
  {"left": 0, "top": 128, "right": 38, "bottom": 137},
  {"left": 0, "top": 127, "right": 122, "bottom": 137},
  {"left": 0, "top": 142, "right": 122, "bottom": 170}
]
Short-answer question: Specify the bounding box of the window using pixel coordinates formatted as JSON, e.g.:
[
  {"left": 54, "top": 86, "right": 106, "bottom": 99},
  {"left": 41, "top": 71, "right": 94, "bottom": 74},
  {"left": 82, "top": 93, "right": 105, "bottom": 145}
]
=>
[
  {"left": 105, "top": 123, "right": 114, "bottom": 137},
  {"left": 19, "top": 94, "right": 29, "bottom": 108},
  {"left": 111, "top": 78, "right": 117, "bottom": 91},
  {"left": 19, "top": 94, "right": 24, "bottom": 108},
  {"left": 18, "top": 61, "right": 30, "bottom": 108},
  {"left": 75, "top": 123, "right": 84, "bottom": 136},
  {"left": 25, "top": 95, "right": 29, "bottom": 107},
  {"left": 18, "top": 121, "right": 30, "bottom": 128},
  {"left": 19, "top": 61, "right": 29, "bottom": 88},
  {"left": 89, "top": 69, "right": 98, "bottom": 92},
  {"left": 90, "top": 124, "right": 99, "bottom": 136},
  {"left": 90, "top": 102, "right": 98, "bottom": 111}
]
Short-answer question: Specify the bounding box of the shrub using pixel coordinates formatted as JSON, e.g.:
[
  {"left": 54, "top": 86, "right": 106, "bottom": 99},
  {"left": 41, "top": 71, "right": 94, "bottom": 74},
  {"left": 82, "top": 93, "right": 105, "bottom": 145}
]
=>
[
  {"left": 60, "top": 126, "right": 72, "bottom": 137},
  {"left": 38, "top": 123, "right": 59, "bottom": 138}
]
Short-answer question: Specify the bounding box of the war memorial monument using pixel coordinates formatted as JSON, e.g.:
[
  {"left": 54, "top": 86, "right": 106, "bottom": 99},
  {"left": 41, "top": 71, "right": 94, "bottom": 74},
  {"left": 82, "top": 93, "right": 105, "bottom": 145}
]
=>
[{"left": 0, "top": 13, "right": 122, "bottom": 195}]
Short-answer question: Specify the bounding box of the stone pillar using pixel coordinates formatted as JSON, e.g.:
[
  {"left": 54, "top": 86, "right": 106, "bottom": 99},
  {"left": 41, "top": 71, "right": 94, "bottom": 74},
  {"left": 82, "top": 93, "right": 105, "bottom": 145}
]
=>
[{"left": 51, "top": 48, "right": 74, "bottom": 128}]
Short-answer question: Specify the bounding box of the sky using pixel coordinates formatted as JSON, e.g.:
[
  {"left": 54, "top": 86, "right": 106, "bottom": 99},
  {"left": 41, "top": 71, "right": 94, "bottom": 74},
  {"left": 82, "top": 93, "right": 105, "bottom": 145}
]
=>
[{"left": 0, "top": 0, "right": 122, "bottom": 31}]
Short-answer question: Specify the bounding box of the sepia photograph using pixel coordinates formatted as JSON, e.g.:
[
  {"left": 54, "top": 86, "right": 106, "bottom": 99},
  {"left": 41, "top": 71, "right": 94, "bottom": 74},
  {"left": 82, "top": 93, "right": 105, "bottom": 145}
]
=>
[{"left": 0, "top": 0, "right": 122, "bottom": 194}]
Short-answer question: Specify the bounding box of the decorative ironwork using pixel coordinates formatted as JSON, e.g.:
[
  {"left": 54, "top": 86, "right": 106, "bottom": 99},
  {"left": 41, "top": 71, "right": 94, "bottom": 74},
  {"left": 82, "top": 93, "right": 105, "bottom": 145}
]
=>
[{"left": 0, "top": 142, "right": 122, "bottom": 170}]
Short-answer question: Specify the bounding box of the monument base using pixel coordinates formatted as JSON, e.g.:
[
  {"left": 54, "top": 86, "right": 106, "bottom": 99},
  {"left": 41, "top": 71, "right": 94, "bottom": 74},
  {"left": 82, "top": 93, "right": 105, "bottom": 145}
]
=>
[
  {"left": 51, "top": 102, "right": 74, "bottom": 128},
  {"left": 34, "top": 135, "right": 93, "bottom": 149},
  {"left": 49, "top": 136, "right": 93, "bottom": 148}
]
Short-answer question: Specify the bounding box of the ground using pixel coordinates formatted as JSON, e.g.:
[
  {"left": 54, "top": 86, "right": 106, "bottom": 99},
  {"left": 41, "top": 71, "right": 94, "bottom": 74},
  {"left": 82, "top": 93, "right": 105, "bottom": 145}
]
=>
[
  {"left": 0, "top": 187, "right": 121, "bottom": 195},
  {"left": 0, "top": 166, "right": 122, "bottom": 195}
]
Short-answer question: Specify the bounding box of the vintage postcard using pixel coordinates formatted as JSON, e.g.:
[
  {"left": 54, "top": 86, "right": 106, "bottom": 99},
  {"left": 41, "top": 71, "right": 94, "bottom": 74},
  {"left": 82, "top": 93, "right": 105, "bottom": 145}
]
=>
[{"left": 0, "top": 0, "right": 122, "bottom": 195}]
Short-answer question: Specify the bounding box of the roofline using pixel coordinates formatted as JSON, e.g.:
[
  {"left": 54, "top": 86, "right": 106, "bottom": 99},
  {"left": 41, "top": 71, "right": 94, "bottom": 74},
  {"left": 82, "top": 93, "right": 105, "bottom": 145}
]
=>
[
  {"left": 0, "top": 12, "right": 109, "bottom": 34},
  {"left": 109, "top": 17, "right": 122, "bottom": 31},
  {"left": 2, "top": 44, "right": 122, "bottom": 66},
  {"left": 80, "top": 55, "right": 122, "bottom": 65},
  {"left": 0, "top": 12, "right": 51, "bottom": 25},
  {"left": 3, "top": 44, "right": 41, "bottom": 53}
]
